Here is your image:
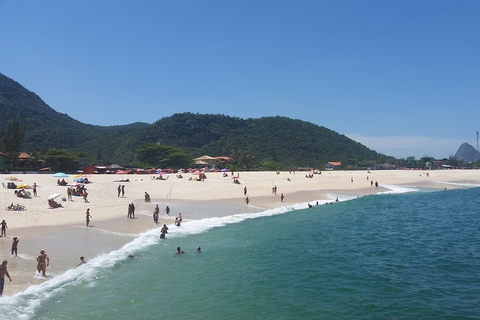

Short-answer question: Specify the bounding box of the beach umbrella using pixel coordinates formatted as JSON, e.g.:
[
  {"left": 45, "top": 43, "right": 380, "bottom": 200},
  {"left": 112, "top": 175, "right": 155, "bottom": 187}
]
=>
[
  {"left": 220, "top": 168, "right": 229, "bottom": 172},
  {"left": 74, "top": 177, "right": 85, "bottom": 182},
  {"left": 5, "top": 176, "right": 17, "bottom": 180},
  {"left": 16, "top": 184, "right": 30, "bottom": 189},
  {"left": 48, "top": 193, "right": 61, "bottom": 200},
  {"left": 52, "top": 172, "right": 68, "bottom": 178},
  {"left": 74, "top": 174, "right": 83, "bottom": 178}
]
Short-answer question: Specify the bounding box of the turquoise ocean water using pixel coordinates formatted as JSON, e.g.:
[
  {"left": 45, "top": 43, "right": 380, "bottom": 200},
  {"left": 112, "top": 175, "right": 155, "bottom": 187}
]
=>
[{"left": 1, "top": 185, "right": 479, "bottom": 319}]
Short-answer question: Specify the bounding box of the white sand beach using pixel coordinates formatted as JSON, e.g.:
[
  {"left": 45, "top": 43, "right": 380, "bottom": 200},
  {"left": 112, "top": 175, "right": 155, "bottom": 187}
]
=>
[{"left": 1, "top": 169, "right": 479, "bottom": 294}]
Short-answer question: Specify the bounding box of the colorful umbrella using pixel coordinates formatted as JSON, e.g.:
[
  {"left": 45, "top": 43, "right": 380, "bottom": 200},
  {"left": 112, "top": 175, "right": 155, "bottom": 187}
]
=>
[{"left": 52, "top": 172, "right": 69, "bottom": 178}]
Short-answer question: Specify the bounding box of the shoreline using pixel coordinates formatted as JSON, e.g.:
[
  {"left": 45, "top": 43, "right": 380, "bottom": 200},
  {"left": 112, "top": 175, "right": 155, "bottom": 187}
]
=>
[{"left": 1, "top": 170, "right": 480, "bottom": 295}]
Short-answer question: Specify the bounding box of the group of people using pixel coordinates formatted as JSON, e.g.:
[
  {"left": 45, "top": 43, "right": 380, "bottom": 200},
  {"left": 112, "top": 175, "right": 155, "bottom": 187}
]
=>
[
  {"left": 15, "top": 189, "right": 31, "bottom": 198},
  {"left": 153, "top": 204, "right": 171, "bottom": 224},
  {"left": 0, "top": 236, "right": 19, "bottom": 296},
  {"left": 57, "top": 179, "right": 68, "bottom": 186},
  {"left": 127, "top": 203, "right": 136, "bottom": 219},
  {"left": 67, "top": 185, "right": 88, "bottom": 200},
  {"left": 175, "top": 247, "right": 201, "bottom": 254},
  {"left": 117, "top": 185, "right": 125, "bottom": 197}
]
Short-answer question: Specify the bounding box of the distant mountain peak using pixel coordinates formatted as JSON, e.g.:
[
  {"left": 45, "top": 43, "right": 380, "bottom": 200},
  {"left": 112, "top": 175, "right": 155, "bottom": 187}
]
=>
[{"left": 454, "top": 142, "right": 480, "bottom": 162}]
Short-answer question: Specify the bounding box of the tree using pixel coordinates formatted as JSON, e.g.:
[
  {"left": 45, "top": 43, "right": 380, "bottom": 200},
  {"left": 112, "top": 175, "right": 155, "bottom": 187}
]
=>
[
  {"left": 0, "top": 119, "right": 26, "bottom": 167},
  {"left": 229, "top": 148, "right": 256, "bottom": 170},
  {"left": 136, "top": 144, "right": 193, "bottom": 168},
  {"left": 44, "top": 148, "right": 84, "bottom": 172},
  {"left": 261, "top": 160, "right": 280, "bottom": 171},
  {"left": 27, "top": 149, "right": 43, "bottom": 169}
]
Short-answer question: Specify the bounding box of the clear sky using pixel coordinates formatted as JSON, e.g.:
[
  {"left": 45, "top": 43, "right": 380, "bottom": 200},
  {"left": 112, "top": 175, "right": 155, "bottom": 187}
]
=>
[{"left": 0, "top": 1, "right": 479, "bottom": 159}]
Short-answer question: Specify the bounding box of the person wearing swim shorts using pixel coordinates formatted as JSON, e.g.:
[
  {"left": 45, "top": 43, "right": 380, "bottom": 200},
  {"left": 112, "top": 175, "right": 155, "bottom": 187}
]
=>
[{"left": 0, "top": 260, "right": 12, "bottom": 296}]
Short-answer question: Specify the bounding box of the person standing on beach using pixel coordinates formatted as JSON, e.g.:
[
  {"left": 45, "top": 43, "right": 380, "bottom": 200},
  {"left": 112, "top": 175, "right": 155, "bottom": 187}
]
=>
[
  {"left": 244, "top": 186, "right": 247, "bottom": 196},
  {"left": 86, "top": 209, "right": 92, "bottom": 227},
  {"left": 0, "top": 260, "right": 12, "bottom": 296},
  {"left": 36, "top": 249, "right": 49, "bottom": 276},
  {"left": 245, "top": 196, "right": 249, "bottom": 205},
  {"left": 33, "top": 183, "right": 38, "bottom": 197},
  {"left": 280, "top": 193, "right": 284, "bottom": 202},
  {"left": 131, "top": 203, "right": 135, "bottom": 218},
  {"left": 121, "top": 185, "right": 125, "bottom": 197},
  {"left": 0, "top": 220, "right": 7, "bottom": 237},
  {"left": 11, "top": 237, "right": 19, "bottom": 256},
  {"left": 165, "top": 206, "right": 171, "bottom": 216},
  {"left": 118, "top": 185, "right": 121, "bottom": 197},
  {"left": 67, "top": 187, "right": 72, "bottom": 201}
]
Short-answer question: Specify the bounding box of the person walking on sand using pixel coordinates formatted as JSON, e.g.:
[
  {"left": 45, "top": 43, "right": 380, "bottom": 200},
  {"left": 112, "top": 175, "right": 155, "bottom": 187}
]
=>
[
  {"left": 33, "top": 183, "right": 38, "bottom": 197},
  {"left": 86, "top": 209, "right": 92, "bottom": 227},
  {"left": 0, "top": 260, "right": 12, "bottom": 296},
  {"left": 0, "top": 220, "right": 7, "bottom": 237},
  {"left": 280, "top": 193, "right": 284, "bottom": 202},
  {"left": 11, "top": 237, "right": 19, "bottom": 256},
  {"left": 36, "top": 249, "right": 50, "bottom": 276},
  {"left": 244, "top": 186, "right": 247, "bottom": 196}
]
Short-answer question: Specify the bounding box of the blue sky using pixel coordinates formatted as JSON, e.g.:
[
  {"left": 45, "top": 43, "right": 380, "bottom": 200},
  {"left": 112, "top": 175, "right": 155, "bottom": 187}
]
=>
[{"left": 0, "top": 1, "right": 479, "bottom": 159}]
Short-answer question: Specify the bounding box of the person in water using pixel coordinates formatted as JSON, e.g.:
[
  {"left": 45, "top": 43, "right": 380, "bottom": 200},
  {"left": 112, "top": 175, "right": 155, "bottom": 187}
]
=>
[
  {"left": 0, "top": 260, "right": 12, "bottom": 296},
  {"left": 36, "top": 249, "right": 50, "bottom": 276},
  {"left": 77, "top": 256, "right": 87, "bottom": 267},
  {"left": 175, "top": 247, "right": 185, "bottom": 254}
]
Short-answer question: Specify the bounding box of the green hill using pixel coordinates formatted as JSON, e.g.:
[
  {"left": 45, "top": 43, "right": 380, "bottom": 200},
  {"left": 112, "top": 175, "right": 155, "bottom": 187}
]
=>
[{"left": 0, "top": 72, "right": 393, "bottom": 167}]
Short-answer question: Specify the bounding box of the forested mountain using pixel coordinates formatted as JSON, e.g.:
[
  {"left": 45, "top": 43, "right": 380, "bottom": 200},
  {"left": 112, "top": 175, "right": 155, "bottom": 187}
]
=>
[
  {"left": 1, "top": 72, "right": 393, "bottom": 167},
  {"left": 0, "top": 73, "right": 150, "bottom": 163}
]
